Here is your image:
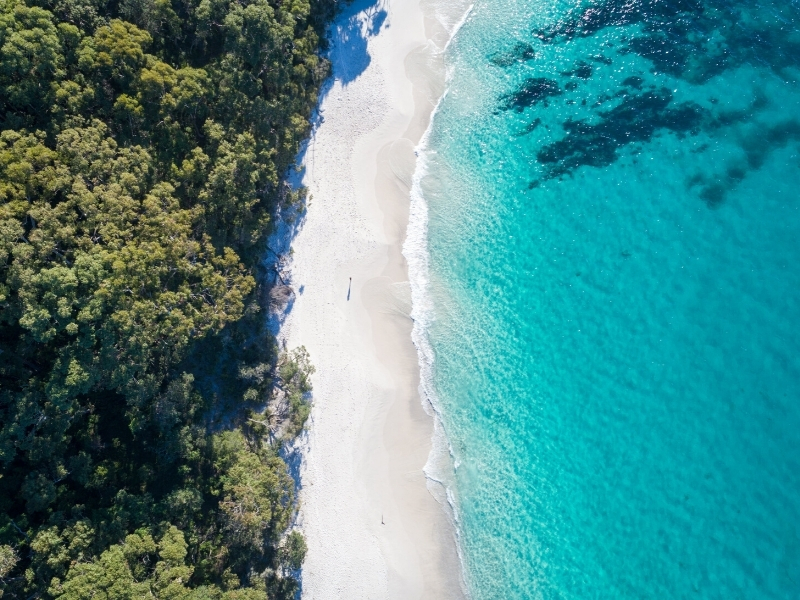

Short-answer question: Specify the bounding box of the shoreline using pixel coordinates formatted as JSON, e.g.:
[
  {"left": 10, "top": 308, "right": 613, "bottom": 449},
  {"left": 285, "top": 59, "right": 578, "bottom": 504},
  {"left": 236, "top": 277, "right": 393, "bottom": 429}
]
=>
[{"left": 275, "top": 0, "right": 470, "bottom": 596}]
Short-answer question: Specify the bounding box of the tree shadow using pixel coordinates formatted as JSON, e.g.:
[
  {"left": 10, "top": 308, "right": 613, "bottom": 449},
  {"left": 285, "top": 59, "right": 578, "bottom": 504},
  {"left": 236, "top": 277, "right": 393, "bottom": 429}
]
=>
[
  {"left": 327, "top": 0, "right": 388, "bottom": 87},
  {"left": 260, "top": 3, "right": 391, "bottom": 593},
  {"left": 265, "top": 0, "right": 389, "bottom": 336},
  {"left": 264, "top": 193, "right": 306, "bottom": 337}
]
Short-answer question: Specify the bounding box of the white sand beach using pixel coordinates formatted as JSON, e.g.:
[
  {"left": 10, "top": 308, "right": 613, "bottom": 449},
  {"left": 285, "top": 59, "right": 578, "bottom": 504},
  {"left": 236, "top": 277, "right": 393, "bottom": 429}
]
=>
[{"left": 274, "top": 0, "right": 470, "bottom": 597}]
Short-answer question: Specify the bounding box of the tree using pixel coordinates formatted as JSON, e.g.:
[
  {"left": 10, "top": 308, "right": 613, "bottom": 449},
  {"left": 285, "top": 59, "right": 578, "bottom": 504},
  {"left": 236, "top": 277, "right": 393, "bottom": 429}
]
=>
[{"left": 0, "top": 0, "right": 331, "bottom": 596}]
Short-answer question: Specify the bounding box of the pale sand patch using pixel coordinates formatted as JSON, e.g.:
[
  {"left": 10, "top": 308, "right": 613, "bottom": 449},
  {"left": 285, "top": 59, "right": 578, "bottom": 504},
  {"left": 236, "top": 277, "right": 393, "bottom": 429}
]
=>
[{"left": 274, "top": 0, "right": 470, "bottom": 597}]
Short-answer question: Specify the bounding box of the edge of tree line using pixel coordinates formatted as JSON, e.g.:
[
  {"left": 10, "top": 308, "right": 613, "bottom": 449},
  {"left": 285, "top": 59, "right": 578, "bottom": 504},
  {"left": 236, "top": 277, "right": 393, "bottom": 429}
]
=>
[{"left": 0, "top": 0, "right": 340, "bottom": 596}]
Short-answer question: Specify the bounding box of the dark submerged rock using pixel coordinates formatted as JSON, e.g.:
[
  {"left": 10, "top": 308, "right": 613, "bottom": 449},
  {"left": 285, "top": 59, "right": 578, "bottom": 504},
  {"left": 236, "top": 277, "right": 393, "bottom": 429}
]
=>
[
  {"left": 521, "top": 0, "right": 800, "bottom": 202},
  {"left": 501, "top": 78, "right": 562, "bottom": 111},
  {"left": 517, "top": 118, "right": 542, "bottom": 136},
  {"left": 533, "top": 0, "right": 800, "bottom": 83},
  {"left": 622, "top": 76, "right": 644, "bottom": 89},
  {"left": 489, "top": 42, "right": 537, "bottom": 67},
  {"left": 536, "top": 89, "right": 705, "bottom": 179},
  {"left": 562, "top": 61, "right": 594, "bottom": 79},
  {"left": 591, "top": 54, "right": 613, "bottom": 65},
  {"left": 687, "top": 120, "right": 800, "bottom": 206}
]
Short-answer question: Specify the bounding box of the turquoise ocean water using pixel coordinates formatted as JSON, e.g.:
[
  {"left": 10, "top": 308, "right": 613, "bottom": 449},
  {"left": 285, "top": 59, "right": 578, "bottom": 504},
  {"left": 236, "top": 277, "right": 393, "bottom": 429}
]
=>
[{"left": 408, "top": 0, "right": 800, "bottom": 597}]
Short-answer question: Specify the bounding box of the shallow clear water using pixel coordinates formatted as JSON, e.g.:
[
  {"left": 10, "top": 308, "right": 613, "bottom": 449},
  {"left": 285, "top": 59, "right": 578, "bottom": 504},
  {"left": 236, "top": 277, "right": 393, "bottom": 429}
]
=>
[{"left": 414, "top": 0, "right": 800, "bottom": 597}]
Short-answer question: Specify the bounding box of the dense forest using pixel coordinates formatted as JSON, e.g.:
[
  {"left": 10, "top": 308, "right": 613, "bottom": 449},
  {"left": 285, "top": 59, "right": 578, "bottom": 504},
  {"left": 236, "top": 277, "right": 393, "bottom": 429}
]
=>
[{"left": 0, "top": 0, "right": 336, "bottom": 594}]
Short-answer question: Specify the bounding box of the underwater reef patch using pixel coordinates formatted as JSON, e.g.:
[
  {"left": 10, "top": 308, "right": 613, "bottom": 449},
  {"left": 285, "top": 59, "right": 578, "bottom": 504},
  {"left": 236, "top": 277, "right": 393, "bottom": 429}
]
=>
[
  {"left": 533, "top": 0, "right": 800, "bottom": 83},
  {"left": 562, "top": 61, "right": 594, "bottom": 79},
  {"left": 622, "top": 76, "right": 644, "bottom": 89},
  {"left": 518, "top": 118, "right": 543, "bottom": 136},
  {"left": 501, "top": 78, "right": 562, "bottom": 111},
  {"left": 513, "top": 0, "right": 800, "bottom": 199},
  {"left": 535, "top": 88, "right": 705, "bottom": 180},
  {"left": 687, "top": 119, "right": 800, "bottom": 206},
  {"left": 489, "top": 42, "right": 537, "bottom": 67}
]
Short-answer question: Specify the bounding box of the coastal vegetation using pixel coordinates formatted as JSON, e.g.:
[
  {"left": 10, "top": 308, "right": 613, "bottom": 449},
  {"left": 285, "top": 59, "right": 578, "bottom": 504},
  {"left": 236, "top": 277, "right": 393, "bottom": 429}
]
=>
[{"left": 0, "top": 0, "right": 335, "bottom": 595}]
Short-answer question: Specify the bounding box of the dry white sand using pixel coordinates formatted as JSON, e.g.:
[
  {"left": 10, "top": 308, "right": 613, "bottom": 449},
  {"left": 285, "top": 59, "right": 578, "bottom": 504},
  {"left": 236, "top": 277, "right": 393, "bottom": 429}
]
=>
[{"left": 274, "top": 0, "right": 471, "bottom": 597}]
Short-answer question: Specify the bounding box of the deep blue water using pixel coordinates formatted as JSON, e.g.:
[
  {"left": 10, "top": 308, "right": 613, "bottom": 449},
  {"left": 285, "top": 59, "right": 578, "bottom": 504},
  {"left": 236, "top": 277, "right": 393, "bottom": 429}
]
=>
[{"left": 414, "top": 0, "right": 800, "bottom": 597}]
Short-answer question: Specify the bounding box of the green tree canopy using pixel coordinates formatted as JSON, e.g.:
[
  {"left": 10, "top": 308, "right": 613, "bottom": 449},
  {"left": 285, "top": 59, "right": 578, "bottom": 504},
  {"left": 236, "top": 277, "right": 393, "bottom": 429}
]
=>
[{"left": 0, "top": 0, "right": 333, "bottom": 595}]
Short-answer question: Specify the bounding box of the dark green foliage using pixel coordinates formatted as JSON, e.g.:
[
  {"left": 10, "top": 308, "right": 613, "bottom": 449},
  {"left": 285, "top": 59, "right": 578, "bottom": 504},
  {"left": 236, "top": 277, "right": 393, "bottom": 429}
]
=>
[
  {"left": 276, "top": 347, "right": 314, "bottom": 439},
  {"left": 0, "top": 0, "right": 334, "bottom": 595},
  {"left": 279, "top": 531, "right": 306, "bottom": 571}
]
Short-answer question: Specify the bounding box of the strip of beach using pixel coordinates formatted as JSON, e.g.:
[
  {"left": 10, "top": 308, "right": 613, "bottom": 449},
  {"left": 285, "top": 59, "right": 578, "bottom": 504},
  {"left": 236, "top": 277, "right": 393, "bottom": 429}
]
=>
[{"left": 274, "top": 0, "right": 469, "bottom": 597}]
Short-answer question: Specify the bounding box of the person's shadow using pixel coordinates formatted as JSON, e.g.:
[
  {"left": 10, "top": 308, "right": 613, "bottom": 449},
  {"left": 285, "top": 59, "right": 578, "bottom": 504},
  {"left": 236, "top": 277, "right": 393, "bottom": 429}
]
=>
[{"left": 347, "top": 278, "right": 352, "bottom": 301}]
